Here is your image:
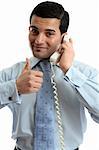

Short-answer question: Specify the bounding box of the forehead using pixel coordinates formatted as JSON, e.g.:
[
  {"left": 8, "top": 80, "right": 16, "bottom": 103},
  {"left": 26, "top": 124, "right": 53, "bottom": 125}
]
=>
[{"left": 30, "top": 15, "right": 61, "bottom": 31}]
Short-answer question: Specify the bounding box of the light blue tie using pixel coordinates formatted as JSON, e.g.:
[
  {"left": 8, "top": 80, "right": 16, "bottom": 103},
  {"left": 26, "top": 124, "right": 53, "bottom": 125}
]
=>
[{"left": 33, "top": 59, "right": 55, "bottom": 150}]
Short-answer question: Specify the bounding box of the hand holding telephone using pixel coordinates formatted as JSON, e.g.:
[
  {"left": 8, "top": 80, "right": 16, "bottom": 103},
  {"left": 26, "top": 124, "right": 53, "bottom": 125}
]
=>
[{"left": 50, "top": 35, "right": 74, "bottom": 74}]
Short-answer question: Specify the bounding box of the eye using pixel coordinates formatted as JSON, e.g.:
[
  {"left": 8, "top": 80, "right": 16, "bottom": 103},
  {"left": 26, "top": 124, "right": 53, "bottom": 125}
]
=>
[
  {"left": 46, "top": 32, "right": 55, "bottom": 37},
  {"left": 29, "top": 27, "right": 39, "bottom": 35}
]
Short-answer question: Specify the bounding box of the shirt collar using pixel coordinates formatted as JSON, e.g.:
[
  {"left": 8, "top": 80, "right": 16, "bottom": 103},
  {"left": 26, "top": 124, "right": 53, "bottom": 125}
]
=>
[
  {"left": 29, "top": 56, "right": 54, "bottom": 69},
  {"left": 30, "top": 56, "right": 41, "bottom": 69}
]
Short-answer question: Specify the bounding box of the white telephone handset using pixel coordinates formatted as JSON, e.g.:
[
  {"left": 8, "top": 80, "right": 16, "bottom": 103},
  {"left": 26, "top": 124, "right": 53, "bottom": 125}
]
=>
[{"left": 50, "top": 51, "right": 60, "bottom": 64}]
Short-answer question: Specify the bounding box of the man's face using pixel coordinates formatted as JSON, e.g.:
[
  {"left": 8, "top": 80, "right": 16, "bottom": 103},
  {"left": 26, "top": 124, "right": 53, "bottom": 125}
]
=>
[{"left": 29, "top": 15, "right": 64, "bottom": 59}]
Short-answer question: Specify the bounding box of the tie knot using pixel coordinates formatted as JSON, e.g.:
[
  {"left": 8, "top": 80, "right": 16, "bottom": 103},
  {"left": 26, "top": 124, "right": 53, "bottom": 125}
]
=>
[{"left": 40, "top": 59, "right": 51, "bottom": 72}]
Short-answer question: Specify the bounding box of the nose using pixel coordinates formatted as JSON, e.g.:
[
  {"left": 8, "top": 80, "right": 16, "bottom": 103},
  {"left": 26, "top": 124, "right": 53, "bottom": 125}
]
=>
[{"left": 35, "top": 33, "right": 45, "bottom": 44}]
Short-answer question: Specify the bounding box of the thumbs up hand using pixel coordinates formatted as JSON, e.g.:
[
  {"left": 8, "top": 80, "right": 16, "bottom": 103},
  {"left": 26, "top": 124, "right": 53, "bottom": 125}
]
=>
[{"left": 16, "top": 58, "right": 43, "bottom": 94}]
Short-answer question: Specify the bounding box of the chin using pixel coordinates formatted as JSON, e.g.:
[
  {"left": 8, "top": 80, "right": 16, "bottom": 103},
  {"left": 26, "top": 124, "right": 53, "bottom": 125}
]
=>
[
  {"left": 33, "top": 51, "right": 50, "bottom": 59},
  {"left": 33, "top": 53, "right": 49, "bottom": 59}
]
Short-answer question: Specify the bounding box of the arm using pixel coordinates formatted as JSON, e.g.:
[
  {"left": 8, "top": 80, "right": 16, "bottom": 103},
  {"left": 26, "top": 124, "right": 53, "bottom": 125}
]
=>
[
  {"left": 57, "top": 36, "right": 99, "bottom": 123},
  {"left": 0, "top": 58, "right": 43, "bottom": 109},
  {"left": 65, "top": 63, "right": 99, "bottom": 123},
  {"left": 0, "top": 64, "right": 21, "bottom": 109}
]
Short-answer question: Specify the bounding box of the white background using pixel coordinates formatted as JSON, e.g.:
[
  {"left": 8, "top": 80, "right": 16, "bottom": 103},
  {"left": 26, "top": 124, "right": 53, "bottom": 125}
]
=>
[{"left": 0, "top": 0, "right": 99, "bottom": 149}]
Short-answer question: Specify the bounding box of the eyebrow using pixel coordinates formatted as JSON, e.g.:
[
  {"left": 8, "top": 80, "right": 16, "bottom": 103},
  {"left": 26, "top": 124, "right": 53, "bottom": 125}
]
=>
[
  {"left": 30, "top": 25, "right": 56, "bottom": 32},
  {"left": 30, "top": 25, "right": 38, "bottom": 30}
]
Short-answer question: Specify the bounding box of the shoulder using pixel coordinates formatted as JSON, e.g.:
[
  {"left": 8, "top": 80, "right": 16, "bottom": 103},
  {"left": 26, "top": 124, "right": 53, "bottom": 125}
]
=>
[
  {"left": 73, "top": 60, "right": 99, "bottom": 79},
  {"left": 0, "top": 57, "right": 40, "bottom": 81},
  {"left": 0, "top": 61, "right": 25, "bottom": 81}
]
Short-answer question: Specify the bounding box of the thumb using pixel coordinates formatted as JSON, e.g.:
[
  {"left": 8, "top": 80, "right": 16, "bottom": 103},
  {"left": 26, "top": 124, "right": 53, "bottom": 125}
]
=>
[{"left": 22, "top": 58, "right": 31, "bottom": 73}]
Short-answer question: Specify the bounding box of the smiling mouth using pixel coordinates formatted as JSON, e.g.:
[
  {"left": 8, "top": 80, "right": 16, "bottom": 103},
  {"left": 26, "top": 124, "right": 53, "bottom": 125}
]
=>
[{"left": 33, "top": 46, "right": 47, "bottom": 51}]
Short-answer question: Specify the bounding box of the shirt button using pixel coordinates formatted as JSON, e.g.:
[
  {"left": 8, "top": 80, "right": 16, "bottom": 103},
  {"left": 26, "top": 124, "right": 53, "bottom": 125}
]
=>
[{"left": 9, "top": 97, "right": 12, "bottom": 101}]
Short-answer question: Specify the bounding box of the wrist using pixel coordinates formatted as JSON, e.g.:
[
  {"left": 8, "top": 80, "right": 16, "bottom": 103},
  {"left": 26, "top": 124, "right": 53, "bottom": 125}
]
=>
[
  {"left": 60, "top": 64, "right": 70, "bottom": 74},
  {"left": 16, "top": 79, "right": 21, "bottom": 95}
]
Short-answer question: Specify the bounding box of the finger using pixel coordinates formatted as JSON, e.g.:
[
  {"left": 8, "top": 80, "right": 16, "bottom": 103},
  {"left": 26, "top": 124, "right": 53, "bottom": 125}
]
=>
[
  {"left": 32, "top": 87, "right": 41, "bottom": 93},
  {"left": 22, "top": 58, "right": 31, "bottom": 73},
  {"left": 33, "top": 82, "right": 42, "bottom": 88},
  {"left": 56, "top": 53, "right": 62, "bottom": 63},
  {"left": 25, "top": 58, "right": 31, "bottom": 70},
  {"left": 31, "top": 70, "right": 43, "bottom": 77},
  {"left": 69, "top": 38, "right": 73, "bottom": 44},
  {"left": 57, "top": 45, "right": 62, "bottom": 53},
  {"left": 33, "top": 76, "right": 43, "bottom": 83}
]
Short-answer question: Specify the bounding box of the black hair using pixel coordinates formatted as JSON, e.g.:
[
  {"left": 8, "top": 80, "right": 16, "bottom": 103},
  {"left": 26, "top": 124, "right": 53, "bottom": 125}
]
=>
[{"left": 29, "top": 1, "right": 69, "bottom": 34}]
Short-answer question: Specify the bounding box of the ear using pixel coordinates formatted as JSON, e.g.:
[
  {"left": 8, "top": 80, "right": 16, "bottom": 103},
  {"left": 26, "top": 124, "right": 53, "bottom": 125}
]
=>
[{"left": 61, "top": 32, "right": 67, "bottom": 43}]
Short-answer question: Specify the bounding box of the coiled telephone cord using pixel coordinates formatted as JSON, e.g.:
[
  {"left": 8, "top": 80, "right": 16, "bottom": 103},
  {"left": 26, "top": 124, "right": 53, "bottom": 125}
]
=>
[{"left": 50, "top": 62, "right": 65, "bottom": 150}]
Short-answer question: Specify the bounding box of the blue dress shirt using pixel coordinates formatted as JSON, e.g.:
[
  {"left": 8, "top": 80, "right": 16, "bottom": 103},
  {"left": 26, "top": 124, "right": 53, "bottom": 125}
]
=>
[{"left": 0, "top": 57, "right": 99, "bottom": 150}]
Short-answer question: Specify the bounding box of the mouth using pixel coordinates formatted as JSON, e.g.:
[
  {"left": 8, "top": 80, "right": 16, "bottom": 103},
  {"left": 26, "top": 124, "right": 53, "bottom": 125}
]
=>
[{"left": 32, "top": 46, "right": 48, "bottom": 51}]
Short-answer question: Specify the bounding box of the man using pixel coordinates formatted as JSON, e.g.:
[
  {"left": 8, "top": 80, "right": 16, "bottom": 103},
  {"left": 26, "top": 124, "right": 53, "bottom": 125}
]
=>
[{"left": 0, "top": 1, "right": 99, "bottom": 150}]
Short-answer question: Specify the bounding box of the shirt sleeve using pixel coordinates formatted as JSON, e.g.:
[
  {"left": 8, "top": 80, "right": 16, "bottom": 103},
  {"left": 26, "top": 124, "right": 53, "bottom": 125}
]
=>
[
  {"left": 0, "top": 64, "right": 22, "bottom": 109},
  {"left": 64, "top": 64, "right": 99, "bottom": 123}
]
